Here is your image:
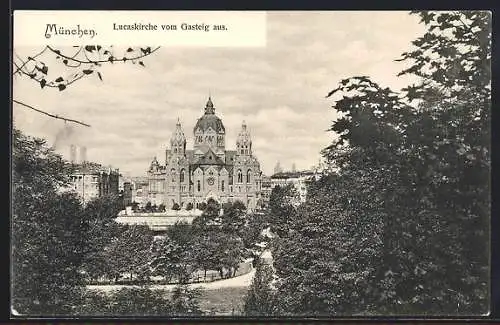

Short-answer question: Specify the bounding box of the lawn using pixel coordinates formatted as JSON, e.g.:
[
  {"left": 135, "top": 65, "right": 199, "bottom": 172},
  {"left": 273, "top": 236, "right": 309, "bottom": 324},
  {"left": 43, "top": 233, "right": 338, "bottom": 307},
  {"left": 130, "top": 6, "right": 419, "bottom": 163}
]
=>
[
  {"left": 164, "top": 286, "right": 248, "bottom": 316},
  {"left": 199, "top": 287, "right": 248, "bottom": 316}
]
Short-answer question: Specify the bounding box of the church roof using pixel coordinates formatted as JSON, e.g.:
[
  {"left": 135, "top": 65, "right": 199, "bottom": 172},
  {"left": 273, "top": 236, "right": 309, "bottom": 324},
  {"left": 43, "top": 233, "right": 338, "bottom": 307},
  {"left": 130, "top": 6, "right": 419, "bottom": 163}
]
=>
[
  {"left": 194, "top": 97, "right": 225, "bottom": 133},
  {"left": 193, "top": 148, "right": 225, "bottom": 166}
]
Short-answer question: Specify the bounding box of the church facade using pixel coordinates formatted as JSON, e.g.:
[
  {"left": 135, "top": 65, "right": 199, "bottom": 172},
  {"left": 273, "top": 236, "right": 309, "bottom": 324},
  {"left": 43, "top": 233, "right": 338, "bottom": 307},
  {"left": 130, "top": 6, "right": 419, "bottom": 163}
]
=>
[{"left": 146, "top": 97, "right": 263, "bottom": 211}]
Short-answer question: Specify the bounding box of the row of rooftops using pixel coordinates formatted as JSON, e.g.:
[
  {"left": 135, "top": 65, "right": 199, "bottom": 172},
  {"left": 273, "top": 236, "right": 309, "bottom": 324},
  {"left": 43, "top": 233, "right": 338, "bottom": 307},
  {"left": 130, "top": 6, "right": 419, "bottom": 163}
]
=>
[
  {"left": 68, "top": 161, "right": 120, "bottom": 175},
  {"left": 269, "top": 170, "right": 317, "bottom": 179}
]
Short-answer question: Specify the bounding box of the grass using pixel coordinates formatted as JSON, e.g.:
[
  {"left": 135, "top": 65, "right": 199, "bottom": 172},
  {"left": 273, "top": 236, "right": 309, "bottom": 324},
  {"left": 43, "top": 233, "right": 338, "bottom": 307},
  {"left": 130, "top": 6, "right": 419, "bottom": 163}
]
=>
[
  {"left": 164, "top": 286, "right": 248, "bottom": 316},
  {"left": 199, "top": 287, "right": 248, "bottom": 315}
]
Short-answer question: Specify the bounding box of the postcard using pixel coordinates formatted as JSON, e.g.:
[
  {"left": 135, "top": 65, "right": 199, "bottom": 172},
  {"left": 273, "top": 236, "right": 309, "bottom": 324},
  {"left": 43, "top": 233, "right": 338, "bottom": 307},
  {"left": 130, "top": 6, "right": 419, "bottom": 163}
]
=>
[{"left": 11, "top": 10, "right": 491, "bottom": 318}]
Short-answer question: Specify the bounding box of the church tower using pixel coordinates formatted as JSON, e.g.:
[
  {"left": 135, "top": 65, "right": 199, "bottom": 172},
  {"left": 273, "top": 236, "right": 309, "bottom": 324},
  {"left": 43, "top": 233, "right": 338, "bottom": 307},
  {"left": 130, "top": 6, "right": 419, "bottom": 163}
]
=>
[
  {"left": 170, "top": 118, "right": 186, "bottom": 157},
  {"left": 236, "top": 120, "right": 252, "bottom": 156},
  {"left": 193, "top": 96, "right": 226, "bottom": 159}
]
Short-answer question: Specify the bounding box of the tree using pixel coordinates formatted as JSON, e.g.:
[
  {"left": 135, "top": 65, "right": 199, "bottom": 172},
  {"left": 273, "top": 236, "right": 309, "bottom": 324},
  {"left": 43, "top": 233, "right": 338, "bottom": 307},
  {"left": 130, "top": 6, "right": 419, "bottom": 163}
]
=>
[
  {"left": 171, "top": 284, "right": 203, "bottom": 316},
  {"left": 172, "top": 202, "right": 181, "bottom": 211},
  {"left": 241, "top": 212, "right": 271, "bottom": 255},
  {"left": 244, "top": 261, "right": 278, "bottom": 316},
  {"left": 158, "top": 203, "right": 166, "bottom": 212},
  {"left": 198, "top": 202, "right": 207, "bottom": 211},
  {"left": 221, "top": 200, "right": 247, "bottom": 235},
  {"left": 12, "top": 129, "right": 87, "bottom": 315},
  {"left": 106, "top": 224, "right": 154, "bottom": 282},
  {"left": 268, "top": 184, "right": 299, "bottom": 238},
  {"left": 144, "top": 201, "right": 153, "bottom": 213},
  {"left": 191, "top": 199, "right": 246, "bottom": 279},
  {"left": 150, "top": 222, "right": 197, "bottom": 283},
  {"left": 274, "top": 10, "right": 490, "bottom": 315},
  {"left": 218, "top": 233, "right": 245, "bottom": 278},
  {"left": 80, "top": 194, "right": 123, "bottom": 282},
  {"left": 192, "top": 198, "right": 221, "bottom": 232},
  {"left": 131, "top": 201, "right": 139, "bottom": 212}
]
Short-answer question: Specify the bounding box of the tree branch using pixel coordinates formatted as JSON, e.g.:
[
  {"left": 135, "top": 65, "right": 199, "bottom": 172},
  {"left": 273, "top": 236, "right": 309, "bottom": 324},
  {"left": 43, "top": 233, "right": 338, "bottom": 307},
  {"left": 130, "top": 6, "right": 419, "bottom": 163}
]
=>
[
  {"left": 13, "top": 99, "right": 91, "bottom": 127},
  {"left": 47, "top": 46, "right": 161, "bottom": 64},
  {"left": 12, "top": 47, "right": 49, "bottom": 75}
]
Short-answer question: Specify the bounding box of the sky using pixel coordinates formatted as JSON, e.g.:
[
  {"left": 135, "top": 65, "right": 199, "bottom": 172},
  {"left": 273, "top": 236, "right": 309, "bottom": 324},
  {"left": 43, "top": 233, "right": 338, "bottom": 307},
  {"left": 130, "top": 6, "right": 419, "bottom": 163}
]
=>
[{"left": 13, "top": 11, "right": 426, "bottom": 177}]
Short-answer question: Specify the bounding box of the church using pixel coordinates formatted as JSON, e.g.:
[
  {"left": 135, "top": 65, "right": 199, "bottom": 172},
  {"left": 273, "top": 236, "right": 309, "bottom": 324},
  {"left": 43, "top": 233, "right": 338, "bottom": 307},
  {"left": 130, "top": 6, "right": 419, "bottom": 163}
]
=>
[{"left": 146, "top": 97, "right": 263, "bottom": 211}]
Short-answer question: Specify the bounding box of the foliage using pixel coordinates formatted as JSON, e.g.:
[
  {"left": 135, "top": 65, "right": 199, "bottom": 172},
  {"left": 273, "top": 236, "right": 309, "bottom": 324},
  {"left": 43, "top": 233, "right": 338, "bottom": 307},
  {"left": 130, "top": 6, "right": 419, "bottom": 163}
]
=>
[
  {"left": 274, "top": 10, "right": 490, "bottom": 316},
  {"left": 268, "top": 184, "right": 299, "bottom": 238},
  {"left": 11, "top": 129, "right": 87, "bottom": 315},
  {"left": 105, "top": 224, "right": 154, "bottom": 281},
  {"left": 158, "top": 203, "right": 166, "bottom": 212},
  {"left": 171, "top": 284, "right": 203, "bottom": 315},
  {"left": 198, "top": 202, "right": 207, "bottom": 211},
  {"left": 241, "top": 212, "right": 269, "bottom": 250},
  {"left": 80, "top": 195, "right": 123, "bottom": 281},
  {"left": 192, "top": 198, "right": 221, "bottom": 232},
  {"left": 76, "top": 286, "right": 202, "bottom": 316},
  {"left": 244, "top": 261, "right": 278, "bottom": 316},
  {"left": 13, "top": 46, "right": 160, "bottom": 91},
  {"left": 172, "top": 202, "right": 181, "bottom": 210},
  {"left": 191, "top": 200, "right": 247, "bottom": 278},
  {"left": 221, "top": 200, "right": 247, "bottom": 235},
  {"left": 107, "top": 286, "right": 173, "bottom": 316},
  {"left": 150, "top": 223, "right": 197, "bottom": 283},
  {"left": 186, "top": 202, "right": 194, "bottom": 211}
]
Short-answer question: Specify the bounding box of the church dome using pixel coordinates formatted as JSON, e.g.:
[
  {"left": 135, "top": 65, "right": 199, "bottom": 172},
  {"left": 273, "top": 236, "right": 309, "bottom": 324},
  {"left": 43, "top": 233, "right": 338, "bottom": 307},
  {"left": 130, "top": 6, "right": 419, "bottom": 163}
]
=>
[{"left": 194, "top": 97, "right": 225, "bottom": 133}]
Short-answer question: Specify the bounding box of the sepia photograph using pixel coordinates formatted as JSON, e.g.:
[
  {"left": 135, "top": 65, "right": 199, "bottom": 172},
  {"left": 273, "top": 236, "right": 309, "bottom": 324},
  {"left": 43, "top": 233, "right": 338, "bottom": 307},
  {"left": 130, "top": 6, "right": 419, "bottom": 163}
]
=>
[{"left": 11, "top": 10, "right": 491, "bottom": 317}]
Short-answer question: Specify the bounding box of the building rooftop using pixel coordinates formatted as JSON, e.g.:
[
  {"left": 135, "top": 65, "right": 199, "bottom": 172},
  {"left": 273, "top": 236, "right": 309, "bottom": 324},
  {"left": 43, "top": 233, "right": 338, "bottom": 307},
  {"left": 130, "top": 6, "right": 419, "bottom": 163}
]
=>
[
  {"left": 270, "top": 170, "right": 315, "bottom": 179},
  {"left": 70, "top": 161, "right": 119, "bottom": 175}
]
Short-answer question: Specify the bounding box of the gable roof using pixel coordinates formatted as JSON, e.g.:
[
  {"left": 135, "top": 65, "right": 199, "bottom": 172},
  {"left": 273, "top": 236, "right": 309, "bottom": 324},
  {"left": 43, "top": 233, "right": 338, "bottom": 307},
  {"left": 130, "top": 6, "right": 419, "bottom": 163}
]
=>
[{"left": 193, "top": 148, "right": 225, "bottom": 166}]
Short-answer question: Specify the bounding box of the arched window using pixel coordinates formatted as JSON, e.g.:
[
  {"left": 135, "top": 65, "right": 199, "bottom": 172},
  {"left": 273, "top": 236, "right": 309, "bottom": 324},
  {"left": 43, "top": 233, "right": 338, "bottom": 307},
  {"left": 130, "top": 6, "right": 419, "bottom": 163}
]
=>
[
  {"left": 247, "top": 169, "right": 251, "bottom": 183},
  {"left": 237, "top": 169, "right": 243, "bottom": 183},
  {"left": 221, "top": 180, "right": 225, "bottom": 192},
  {"left": 171, "top": 168, "right": 176, "bottom": 182},
  {"left": 197, "top": 180, "right": 201, "bottom": 192},
  {"left": 180, "top": 169, "right": 185, "bottom": 183}
]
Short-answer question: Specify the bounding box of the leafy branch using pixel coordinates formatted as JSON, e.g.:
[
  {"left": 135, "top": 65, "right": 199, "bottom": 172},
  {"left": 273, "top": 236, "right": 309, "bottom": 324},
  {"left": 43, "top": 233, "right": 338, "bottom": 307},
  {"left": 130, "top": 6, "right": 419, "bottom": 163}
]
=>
[{"left": 13, "top": 45, "right": 160, "bottom": 91}]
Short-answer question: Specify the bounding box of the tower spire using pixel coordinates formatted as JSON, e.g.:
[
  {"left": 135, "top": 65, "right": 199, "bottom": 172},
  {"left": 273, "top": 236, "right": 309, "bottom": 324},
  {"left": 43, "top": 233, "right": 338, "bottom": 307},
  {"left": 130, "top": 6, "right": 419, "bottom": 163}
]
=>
[{"left": 205, "top": 95, "right": 215, "bottom": 114}]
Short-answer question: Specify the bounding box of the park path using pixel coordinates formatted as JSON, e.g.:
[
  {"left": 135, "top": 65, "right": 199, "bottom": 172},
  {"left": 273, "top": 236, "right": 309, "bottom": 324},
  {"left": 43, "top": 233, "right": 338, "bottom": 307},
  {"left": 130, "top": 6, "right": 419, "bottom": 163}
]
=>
[{"left": 87, "top": 267, "right": 256, "bottom": 294}]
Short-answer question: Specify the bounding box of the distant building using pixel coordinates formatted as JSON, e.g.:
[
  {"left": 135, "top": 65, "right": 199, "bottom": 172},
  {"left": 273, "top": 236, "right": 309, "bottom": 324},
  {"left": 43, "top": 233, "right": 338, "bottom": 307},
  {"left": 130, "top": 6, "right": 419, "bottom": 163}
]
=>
[
  {"left": 122, "top": 181, "right": 133, "bottom": 207},
  {"left": 130, "top": 177, "right": 150, "bottom": 206},
  {"left": 116, "top": 209, "right": 202, "bottom": 232},
  {"left": 64, "top": 161, "right": 120, "bottom": 204},
  {"left": 67, "top": 144, "right": 87, "bottom": 164},
  {"left": 273, "top": 161, "right": 283, "bottom": 174},
  {"left": 260, "top": 175, "right": 272, "bottom": 209},
  {"left": 269, "top": 170, "right": 316, "bottom": 204}
]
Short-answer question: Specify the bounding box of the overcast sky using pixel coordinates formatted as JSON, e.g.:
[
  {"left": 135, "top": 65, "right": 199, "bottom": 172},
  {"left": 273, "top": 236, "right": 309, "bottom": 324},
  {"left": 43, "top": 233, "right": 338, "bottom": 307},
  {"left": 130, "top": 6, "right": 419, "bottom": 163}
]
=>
[{"left": 13, "top": 11, "right": 426, "bottom": 177}]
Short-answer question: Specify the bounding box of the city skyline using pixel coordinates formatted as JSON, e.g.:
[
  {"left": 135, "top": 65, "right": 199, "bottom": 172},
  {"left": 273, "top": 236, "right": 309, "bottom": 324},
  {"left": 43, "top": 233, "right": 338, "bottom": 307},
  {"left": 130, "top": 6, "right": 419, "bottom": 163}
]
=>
[{"left": 12, "top": 11, "right": 425, "bottom": 176}]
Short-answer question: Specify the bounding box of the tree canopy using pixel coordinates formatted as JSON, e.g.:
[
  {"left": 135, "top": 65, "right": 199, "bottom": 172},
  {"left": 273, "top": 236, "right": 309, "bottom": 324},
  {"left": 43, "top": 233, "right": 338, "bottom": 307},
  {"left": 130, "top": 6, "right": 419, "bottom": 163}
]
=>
[{"left": 271, "top": 10, "right": 490, "bottom": 316}]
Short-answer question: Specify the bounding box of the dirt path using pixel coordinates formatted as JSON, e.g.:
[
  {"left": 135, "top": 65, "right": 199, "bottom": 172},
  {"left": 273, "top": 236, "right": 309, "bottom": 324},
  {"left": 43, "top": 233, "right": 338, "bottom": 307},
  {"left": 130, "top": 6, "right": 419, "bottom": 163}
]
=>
[{"left": 87, "top": 268, "right": 256, "bottom": 293}]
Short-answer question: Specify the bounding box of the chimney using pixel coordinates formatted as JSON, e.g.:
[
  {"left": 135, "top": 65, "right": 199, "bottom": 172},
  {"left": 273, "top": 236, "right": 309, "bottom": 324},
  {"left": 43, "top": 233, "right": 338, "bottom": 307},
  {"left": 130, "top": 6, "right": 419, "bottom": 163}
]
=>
[
  {"left": 80, "top": 146, "right": 87, "bottom": 163},
  {"left": 70, "top": 144, "right": 77, "bottom": 163}
]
